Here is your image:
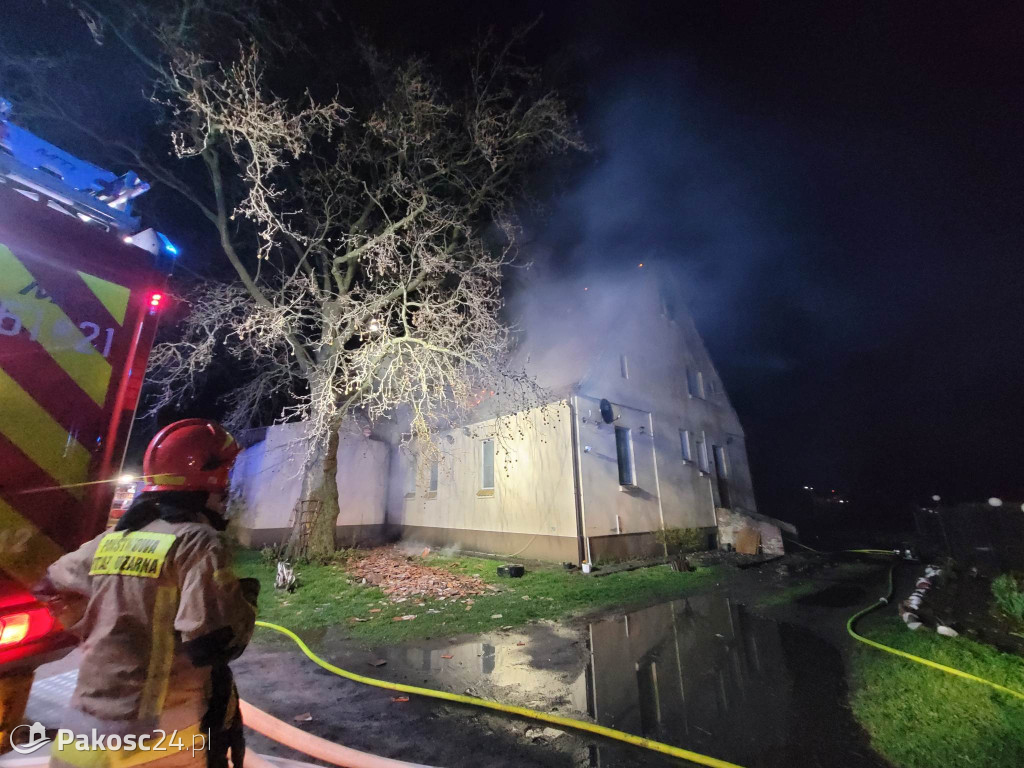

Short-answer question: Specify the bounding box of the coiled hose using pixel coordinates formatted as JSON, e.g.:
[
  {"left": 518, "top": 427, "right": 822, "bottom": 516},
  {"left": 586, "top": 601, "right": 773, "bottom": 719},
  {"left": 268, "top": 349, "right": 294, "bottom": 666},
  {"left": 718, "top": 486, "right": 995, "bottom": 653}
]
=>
[{"left": 253, "top": 620, "right": 745, "bottom": 768}]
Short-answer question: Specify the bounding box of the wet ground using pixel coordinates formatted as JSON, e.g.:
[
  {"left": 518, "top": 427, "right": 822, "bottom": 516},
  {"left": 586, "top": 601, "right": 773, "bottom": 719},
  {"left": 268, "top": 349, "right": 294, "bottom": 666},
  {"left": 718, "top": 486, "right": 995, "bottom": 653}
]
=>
[{"left": 234, "top": 557, "right": 893, "bottom": 767}]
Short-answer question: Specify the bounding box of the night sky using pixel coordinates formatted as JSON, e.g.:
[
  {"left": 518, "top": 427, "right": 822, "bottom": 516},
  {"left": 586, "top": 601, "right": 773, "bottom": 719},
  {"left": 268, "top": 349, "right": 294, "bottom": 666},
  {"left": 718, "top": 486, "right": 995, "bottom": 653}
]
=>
[
  {"left": 6, "top": 1, "right": 1023, "bottom": 528},
  {"left": 366, "top": 1, "right": 1024, "bottom": 526}
]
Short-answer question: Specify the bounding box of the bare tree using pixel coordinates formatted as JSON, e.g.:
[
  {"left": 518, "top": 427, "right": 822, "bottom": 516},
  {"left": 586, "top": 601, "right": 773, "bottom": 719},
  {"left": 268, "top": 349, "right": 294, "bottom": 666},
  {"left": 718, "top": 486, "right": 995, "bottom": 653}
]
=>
[{"left": 22, "top": 2, "right": 582, "bottom": 557}]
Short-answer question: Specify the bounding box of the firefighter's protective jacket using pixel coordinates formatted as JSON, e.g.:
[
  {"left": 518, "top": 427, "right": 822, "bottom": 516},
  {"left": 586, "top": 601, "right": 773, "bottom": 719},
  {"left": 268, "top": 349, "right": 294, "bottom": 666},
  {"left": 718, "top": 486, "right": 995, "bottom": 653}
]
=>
[{"left": 41, "top": 510, "right": 256, "bottom": 732}]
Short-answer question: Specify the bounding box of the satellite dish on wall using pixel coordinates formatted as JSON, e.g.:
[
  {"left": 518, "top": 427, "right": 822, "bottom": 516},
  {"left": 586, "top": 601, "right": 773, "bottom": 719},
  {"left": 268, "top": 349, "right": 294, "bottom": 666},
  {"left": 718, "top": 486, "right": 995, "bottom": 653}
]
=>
[{"left": 599, "top": 399, "right": 614, "bottom": 424}]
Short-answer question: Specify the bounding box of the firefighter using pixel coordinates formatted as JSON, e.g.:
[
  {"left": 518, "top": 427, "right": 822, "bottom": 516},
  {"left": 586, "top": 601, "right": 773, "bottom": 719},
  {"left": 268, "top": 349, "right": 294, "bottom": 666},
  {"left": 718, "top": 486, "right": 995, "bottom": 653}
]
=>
[{"left": 35, "top": 419, "right": 258, "bottom": 768}]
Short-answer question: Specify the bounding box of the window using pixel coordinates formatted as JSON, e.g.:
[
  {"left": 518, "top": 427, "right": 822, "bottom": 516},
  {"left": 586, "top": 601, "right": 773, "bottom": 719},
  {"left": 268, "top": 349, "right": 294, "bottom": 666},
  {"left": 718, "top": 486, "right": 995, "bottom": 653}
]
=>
[
  {"left": 480, "top": 439, "right": 495, "bottom": 490},
  {"left": 680, "top": 429, "right": 692, "bottom": 462},
  {"left": 686, "top": 367, "right": 704, "bottom": 399},
  {"left": 615, "top": 426, "right": 634, "bottom": 486},
  {"left": 712, "top": 445, "right": 731, "bottom": 507},
  {"left": 620, "top": 354, "right": 629, "bottom": 379},
  {"left": 405, "top": 456, "right": 417, "bottom": 496},
  {"left": 660, "top": 288, "right": 676, "bottom": 321},
  {"left": 428, "top": 460, "right": 439, "bottom": 493},
  {"left": 713, "top": 446, "right": 728, "bottom": 478},
  {"left": 696, "top": 434, "right": 710, "bottom": 473}
]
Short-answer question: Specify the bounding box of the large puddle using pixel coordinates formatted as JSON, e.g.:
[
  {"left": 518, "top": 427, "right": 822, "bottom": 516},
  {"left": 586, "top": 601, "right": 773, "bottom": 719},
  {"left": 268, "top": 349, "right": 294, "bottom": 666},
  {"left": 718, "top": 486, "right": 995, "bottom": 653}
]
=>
[{"left": 331, "top": 594, "right": 883, "bottom": 767}]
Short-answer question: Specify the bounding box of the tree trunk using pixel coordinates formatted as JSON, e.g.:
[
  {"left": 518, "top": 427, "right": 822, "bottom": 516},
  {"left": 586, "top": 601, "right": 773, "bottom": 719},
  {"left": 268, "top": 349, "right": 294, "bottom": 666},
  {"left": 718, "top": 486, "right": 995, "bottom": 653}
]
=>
[{"left": 287, "top": 424, "right": 341, "bottom": 561}]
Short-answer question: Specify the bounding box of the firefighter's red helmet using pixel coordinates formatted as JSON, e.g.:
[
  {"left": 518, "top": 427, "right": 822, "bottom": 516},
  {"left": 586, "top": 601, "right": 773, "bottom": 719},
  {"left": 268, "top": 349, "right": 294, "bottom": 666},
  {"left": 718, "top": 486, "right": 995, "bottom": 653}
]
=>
[{"left": 141, "top": 419, "right": 241, "bottom": 493}]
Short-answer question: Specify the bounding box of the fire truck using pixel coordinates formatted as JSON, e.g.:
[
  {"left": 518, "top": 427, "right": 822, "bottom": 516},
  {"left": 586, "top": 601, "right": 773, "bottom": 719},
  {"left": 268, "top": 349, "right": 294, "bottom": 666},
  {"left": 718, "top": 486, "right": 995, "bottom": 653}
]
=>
[{"left": 0, "top": 100, "right": 173, "bottom": 744}]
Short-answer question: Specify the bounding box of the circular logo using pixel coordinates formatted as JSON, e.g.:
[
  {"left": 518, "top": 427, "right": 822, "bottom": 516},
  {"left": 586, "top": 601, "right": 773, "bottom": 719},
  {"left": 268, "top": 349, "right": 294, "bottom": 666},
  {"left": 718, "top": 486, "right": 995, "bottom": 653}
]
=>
[{"left": 10, "top": 722, "right": 52, "bottom": 754}]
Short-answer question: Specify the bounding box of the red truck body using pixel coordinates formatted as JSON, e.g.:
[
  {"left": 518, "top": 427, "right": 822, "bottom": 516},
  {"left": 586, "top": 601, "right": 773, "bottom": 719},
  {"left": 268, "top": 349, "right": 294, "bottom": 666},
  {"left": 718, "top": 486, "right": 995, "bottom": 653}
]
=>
[{"left": 0, "top": 182, "right": 166, "bottom": 672}]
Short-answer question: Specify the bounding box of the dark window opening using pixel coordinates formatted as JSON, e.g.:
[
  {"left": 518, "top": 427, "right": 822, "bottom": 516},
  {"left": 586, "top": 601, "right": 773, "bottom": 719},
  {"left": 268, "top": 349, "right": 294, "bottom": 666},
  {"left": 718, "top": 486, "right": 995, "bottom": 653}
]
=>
[
  {"left": 696, "top": 435, "right": 710, "bottom": 473},
  {"left": 615, "top": 426, "right": 634, "bottom": 486},
  {"left": 713, "top": 445, "right": 731, "bottom": 507},
  {"left": 686, "top": 367, "right": 705, "bottom": 399}
]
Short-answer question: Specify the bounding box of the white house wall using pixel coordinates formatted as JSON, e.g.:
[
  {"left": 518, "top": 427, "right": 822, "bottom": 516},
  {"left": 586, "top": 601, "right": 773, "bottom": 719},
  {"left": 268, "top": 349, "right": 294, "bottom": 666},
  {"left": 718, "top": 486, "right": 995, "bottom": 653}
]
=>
[
  {"left": 570, "top": 273, "right": 759, "bottom": 560},
  {"left": 574, "top": 398, "right": 666, "bottom": 550},
  {"left": 229, "top": 421, "right": 306, "bottom": 541},
  {"left": 230, "top": 421, "right": 390, "bottom": 548},
  {"left": 388, "top": 401, "right": 580, "bottom": 562}
]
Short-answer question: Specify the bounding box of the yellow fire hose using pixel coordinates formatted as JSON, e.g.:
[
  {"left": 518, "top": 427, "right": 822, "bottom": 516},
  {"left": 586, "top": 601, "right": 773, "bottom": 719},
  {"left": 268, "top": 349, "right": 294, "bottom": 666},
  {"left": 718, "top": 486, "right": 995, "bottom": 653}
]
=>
[
  {"left": 253, "top": 620, "right": 745, "bottom": 768},
  {"left": 846, "top": 561, "right": 1024, "bottom": 701},
  {"left": 253, "top": 552, "right": 1024, "bottom": 768}
]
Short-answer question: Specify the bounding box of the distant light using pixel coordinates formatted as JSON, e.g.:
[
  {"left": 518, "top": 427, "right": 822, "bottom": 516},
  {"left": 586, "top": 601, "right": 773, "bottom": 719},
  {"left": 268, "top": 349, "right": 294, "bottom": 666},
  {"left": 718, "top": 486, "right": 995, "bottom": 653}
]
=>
[
  {"left": 638, "top": 263, "right": 644, "bottom": 268},
  {"left": 931, "top": 494, "right": 941, "bottom": 502},
  {"left": 988, "top": 497, "right": 1003, "bottom": 507},
  {"left": 583, "top": 287, "right": 589, "bottom": 291},
  {"left": 118, "top": 474, "right": 136, "bottom": 484}
]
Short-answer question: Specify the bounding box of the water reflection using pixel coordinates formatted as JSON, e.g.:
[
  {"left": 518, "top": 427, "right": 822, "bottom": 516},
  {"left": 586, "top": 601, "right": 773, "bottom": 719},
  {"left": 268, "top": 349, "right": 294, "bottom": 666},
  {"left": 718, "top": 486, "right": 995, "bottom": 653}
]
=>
[
  {"left": 587, "top": 595, "right": 792, "bottom": 765},
  {"left": 315, "top": 594, "right": 880, "bottom": 767}
]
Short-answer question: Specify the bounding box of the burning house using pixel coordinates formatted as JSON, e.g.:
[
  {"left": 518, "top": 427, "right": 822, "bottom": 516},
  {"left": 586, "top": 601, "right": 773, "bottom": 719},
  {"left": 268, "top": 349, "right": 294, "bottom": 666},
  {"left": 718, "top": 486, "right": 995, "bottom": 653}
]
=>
[
  {"left": 231, "top": 268, "right": 787, "bottom": 562},
  {"left": 385, "top": 268, "right": 785, "bottom": 562}
]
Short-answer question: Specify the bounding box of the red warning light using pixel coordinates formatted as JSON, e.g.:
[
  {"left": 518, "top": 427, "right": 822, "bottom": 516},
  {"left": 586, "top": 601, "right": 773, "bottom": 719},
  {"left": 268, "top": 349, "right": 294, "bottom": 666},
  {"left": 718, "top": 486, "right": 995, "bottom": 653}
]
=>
[
  {"left": 0, "top": 607, "right": 54, "bottom": 647},
  {"left": 148, "top": 292, "right": 164, "bottom": 315}
]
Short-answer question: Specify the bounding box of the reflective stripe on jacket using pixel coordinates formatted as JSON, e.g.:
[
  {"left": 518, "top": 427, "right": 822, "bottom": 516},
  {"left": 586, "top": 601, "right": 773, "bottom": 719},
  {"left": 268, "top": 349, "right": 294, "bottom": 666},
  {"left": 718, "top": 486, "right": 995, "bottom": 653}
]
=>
[{"left": 43, "top": 513, "right": 256, "bottom": 730}]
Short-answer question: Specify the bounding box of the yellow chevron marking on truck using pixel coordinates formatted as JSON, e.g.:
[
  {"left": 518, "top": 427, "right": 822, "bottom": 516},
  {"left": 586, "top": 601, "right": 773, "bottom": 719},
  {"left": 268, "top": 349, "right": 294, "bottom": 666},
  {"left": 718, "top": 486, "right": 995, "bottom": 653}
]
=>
[
  {"left": 0, "top": 368, "right": 90, "bottom": 498},
  {"left": 77, "top": 270, "right": 130, "bottom": 326},
  {"left": 0, "top": 245, "right": 113, "bottom": 406},
  {"left": 0, "top": 497, "right": 66, "bottom": 585}
]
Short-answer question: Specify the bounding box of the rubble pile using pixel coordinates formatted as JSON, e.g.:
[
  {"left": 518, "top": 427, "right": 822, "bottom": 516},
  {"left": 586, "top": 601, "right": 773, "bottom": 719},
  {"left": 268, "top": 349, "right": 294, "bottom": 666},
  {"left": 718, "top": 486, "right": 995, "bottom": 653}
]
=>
[{"left": 348, "top": 548, "right": 497, "bottom": 601}]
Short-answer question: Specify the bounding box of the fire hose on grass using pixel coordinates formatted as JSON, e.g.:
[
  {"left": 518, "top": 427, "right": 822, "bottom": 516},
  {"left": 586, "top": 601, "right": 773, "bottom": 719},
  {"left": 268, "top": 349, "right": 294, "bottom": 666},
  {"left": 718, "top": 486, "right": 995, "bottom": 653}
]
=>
[
  {"left": 788, "top": 545, "right": 1024, "bottom": 699},
  {"left": 846, "top": 560, "right": 1024, "bottom": 702},
  {"left": 245, "top": 554, "right": 1024, "bottom": 768}
]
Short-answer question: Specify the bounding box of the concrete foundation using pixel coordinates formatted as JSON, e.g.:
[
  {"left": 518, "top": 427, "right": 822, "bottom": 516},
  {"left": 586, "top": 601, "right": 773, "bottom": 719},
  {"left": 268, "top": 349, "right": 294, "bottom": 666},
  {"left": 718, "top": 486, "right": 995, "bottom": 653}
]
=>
[
  {"left": 588, "top": 532, "right": 663, "bottom": 562},
  {"left": 234, "top": 522, "right": 391, "bottom": 550},
  {"left": 398, "top": 524, "right": 579, "bottom": 563}
]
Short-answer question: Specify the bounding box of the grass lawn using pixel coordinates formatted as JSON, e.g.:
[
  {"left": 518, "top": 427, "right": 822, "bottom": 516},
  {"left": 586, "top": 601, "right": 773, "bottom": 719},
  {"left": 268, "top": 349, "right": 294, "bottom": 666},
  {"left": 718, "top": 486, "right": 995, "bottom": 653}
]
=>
[
  {"left": 851, "top": 618, "right": 1024, "bottom": 768},
  {"left": 234, "top": 548, "right": 717, "bottom": 645}
]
